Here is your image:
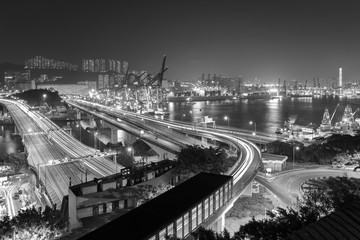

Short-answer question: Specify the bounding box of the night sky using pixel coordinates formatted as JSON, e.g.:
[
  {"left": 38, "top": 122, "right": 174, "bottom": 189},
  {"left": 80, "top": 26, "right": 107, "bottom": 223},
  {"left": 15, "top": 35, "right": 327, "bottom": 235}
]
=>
[{"left": 2, "top": 0, "right": 360, "bottom": 83}]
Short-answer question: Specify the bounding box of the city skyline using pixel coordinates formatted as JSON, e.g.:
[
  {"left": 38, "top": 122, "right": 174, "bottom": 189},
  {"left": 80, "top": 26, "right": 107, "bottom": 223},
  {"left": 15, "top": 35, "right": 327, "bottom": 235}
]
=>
[{"left": 2, "top": 1, "right": 360, "bottom": 83}]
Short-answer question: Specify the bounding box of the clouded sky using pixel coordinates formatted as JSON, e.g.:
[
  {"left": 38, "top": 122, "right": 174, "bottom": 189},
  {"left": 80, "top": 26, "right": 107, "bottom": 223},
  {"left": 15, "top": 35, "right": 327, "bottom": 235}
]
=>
[{"left": 1, "top": 0, "right": 360, "bottom": 83}]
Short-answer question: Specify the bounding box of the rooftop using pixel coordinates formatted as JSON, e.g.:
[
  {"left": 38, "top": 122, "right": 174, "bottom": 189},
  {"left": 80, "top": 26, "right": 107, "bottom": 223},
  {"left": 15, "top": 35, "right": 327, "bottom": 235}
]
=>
[{"left": 78, "top": 172, "right": 233, "bottom": 240}]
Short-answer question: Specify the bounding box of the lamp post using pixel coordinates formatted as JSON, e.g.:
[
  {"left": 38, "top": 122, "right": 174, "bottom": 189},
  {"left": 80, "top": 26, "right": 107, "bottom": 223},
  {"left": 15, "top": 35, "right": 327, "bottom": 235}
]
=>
[
  {"left": 141, "top": 118, "right": 145, "bottom": 128},
  {"left": 95, "top": 131, "right": 100, "bottom": 149},
  {"left": 42, "top": 94, "right": 47, "bottom": 106},
  {"left": 114, "top": 151, "right": 118, "bottom": 174},
  {"left": 224, "top": 116, "right": 229, "bottom": 127},
  {"left": 181, "top": 113, "right": 186, "bottom": 121},
  {"left": 293, "top": 146, "right": 300, "bottom": 169},
  {"left": 127, "top": 147, "right": 134, "bottom": 167},
  {"left": 250, "top": 121, "right": 261, "bottom": 150},
  {"left": 76, "top": 123, "right": 81, "bottom": 142},
  {"left": 249, "top": 121, "right": 256, "bottom": 134}
]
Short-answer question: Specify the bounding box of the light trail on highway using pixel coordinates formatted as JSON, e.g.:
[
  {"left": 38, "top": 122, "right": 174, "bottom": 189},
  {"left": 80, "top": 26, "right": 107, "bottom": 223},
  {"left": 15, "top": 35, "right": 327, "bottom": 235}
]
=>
[
  {"left": 67, "top": 99, "right": 262, "bottom": 188},
  {"left": 0, "top": 99, "right": 124, "bottom": 209}
]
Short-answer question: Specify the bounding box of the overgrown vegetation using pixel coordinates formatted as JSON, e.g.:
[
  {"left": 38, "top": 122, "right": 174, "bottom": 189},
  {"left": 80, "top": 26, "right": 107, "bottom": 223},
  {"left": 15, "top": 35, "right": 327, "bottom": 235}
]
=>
[
  {"left": 174, "top": 145, "right": 237, "bottom": 181},
  {"left": 267, "top": 132, "right": 360, "bottom": 164},
  {"left": 225, "top": 187, "right": 273, "bottom": 219},
  {"left": 0, "top": 152, "right": 28, "bottom": 175},
  {"left": 10, "top": 89, "right": 65, "bottom": 108},
  {"left": 0, "top": 205, "right": 66, "bottom": 240}
]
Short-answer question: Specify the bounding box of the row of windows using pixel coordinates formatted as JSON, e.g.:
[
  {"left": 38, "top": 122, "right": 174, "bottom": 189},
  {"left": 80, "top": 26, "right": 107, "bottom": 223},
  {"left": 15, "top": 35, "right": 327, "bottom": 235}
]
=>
[
  {"left": 149, "top": 181, "right": 233, "bottom": 240},
  {"left": 92, "top": 199, "right": 127, "bottom": 216}
]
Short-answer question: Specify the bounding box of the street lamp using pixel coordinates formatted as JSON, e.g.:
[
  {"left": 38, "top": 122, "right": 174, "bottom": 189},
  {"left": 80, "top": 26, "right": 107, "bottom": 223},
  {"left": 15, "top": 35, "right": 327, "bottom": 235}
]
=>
[
  {"left": 250, "top": 121, "right": 262, "bottom": 150},
  {"left": 127, "top": 147, "right": 134, "bottom": 159},
  {"left": 140, "top": 129, "right": 144, "bottom": 138},
  {"left": 76, "top": 124, "right": 81, "bottom": 142},
  {"left": 95, "top": 131, "right": 100, "bottom": 149},
  {"left": 293, "top": 146, "right": 300, "bottom": 169},
  {"left": 181, "top": 114, "right": 186, "bottom": 121},
  {"left": 249, "top": 121, "right": 256, "bottom": 134},
  {"left": 224, "top": 116, "right": 229, "bottom": 127}
]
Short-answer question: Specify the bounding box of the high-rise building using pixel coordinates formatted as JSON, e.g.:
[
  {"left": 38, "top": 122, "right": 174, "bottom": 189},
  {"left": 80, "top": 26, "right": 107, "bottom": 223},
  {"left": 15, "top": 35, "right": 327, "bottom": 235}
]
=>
[
  {"left": 339, "top": 67, "right": 342, "bottom": 87},
  {"left": 82, "top": 59, "right": 89, "bottom": 72},
  {"left": 89, "top": 60, "right": 95, "bottom": 72},
  {"left": 94, "top": 59, "right": 100, "bottom": 72},
  {"left": 116, "top": 61, "right": 121, "bottom": 73},
  {"left": 122, "top": 61, "right": 128, "bottom": 74},
  {"left": 100, "top": 59, "right": 106, "bottom": 72},
  {"left": 98, "top": 74, "right": 104, "bottom": 89},
  {"left": 25, "top": 56, "right": 78, "bottom": 70}
]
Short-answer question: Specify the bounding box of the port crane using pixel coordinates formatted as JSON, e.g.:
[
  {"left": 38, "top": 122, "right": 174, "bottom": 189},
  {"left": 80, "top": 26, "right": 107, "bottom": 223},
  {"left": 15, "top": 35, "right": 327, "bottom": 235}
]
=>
[
  {"left": 330, "top": 103, "right": 340, "bottom": 123},
  {"left": 147, "top": 55, "right": 168, "bottom": 110},
  {"left": 130, "top": 55, "right": 168, "bottom": 112}
]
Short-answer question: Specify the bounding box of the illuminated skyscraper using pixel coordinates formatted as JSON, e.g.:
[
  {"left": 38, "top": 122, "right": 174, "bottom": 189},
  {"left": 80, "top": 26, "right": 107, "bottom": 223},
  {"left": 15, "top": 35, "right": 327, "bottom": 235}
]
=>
[
  {"left": 122, "top": 61, "right": 128, "bottom": 74},
  {"left": 339, "top": 67, "right": 342, "bottom": 87},
  {"left": 116, "top": 61, "right": 121, "bottom": 73}
]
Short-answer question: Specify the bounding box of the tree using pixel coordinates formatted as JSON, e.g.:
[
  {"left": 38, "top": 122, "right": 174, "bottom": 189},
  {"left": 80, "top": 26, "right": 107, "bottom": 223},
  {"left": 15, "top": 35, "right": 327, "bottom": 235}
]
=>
[
  {"left": 133, "top": 184, "right": 173, "bottom": 205},
  {"left": 192, "top": 227, "right": 231, "bottom": 240},
  {"left": 235, "top": 176, "right": 360, "bottom": 239},
  {"left": 0, "top": 205, "right": 66, "bottom": 240},
  {"left": 187, "top": 177, "right": 360, "bottom": 240},
  {"left": 175, "top": 145, "right": 233, "bottom": 179}
]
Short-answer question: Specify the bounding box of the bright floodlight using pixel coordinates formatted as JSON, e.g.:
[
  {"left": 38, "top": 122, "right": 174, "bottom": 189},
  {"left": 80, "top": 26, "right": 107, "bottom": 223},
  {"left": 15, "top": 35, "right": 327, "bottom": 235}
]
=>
[
  {"left": 43, "top": 94, "right": 47, "bottom": 99},
  {"left": 224, "top": 116, "right": 228, "bottom": 120},
  {"left": 127, "top": 147, "right": 132, "bottom": 152},
  {"left": 140, "top": 130, "right": 144, "bottom": 135},
  {"left": 252, "top": 132, "right": 256, "bottom": 135},
  {"left": 249, "top": 121, "right": 253, "bottom": 125}
]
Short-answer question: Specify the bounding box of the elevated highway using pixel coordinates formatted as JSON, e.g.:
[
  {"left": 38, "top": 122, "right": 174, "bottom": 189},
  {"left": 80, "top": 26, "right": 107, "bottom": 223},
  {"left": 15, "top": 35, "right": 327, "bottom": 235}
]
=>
[
  {"left": 0, "top": 99, "right": 122, "bottom": 209},
  {"left": 1, "top": 98, "right": 262, "bottom": 231},
  {"left": 67, "top": 99, "right": 263, "bottom": 230}
]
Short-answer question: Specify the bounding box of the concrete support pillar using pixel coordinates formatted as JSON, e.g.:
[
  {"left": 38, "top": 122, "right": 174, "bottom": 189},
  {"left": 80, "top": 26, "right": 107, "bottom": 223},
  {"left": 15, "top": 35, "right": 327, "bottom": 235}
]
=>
[
  {"left": 111, "top": 129, "right": 118, "bottom": 144},
  {"left": 201, "top": 137, "right": 207, "bottom": 144},
  {"left": 241, "top": 180, "right": 253, "bottom": 197},
  {"left": 209, "top": 214, "right": 225, "bottom": 233},
  {"left": 89, "top": 116, "right": 97, "bottom": 129},
  {"left": 76, "top": 110, "right": 81, "bottom": 120}
]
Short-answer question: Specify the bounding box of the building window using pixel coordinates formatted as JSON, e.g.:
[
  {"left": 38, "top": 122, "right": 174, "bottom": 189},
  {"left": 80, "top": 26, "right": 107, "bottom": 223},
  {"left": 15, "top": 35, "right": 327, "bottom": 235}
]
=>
[
  {"left": 119, "top": 200, "right": 125, "bottom": 209},
  {"left": 183, "top": 213, "right": 189, "bottom": 237},
  {"left": 215, "top": 190, "right": 220, "bottom": 210},
  {"left": 220, "top": 187, "right": 224, "bottom": 207},
  {"left": 225, "top": 184, "right": 229, "bottom": 203},
  {"left": 176, "top": 217, "right": 183, "bottom": 239},
  {"left": 159, "top": 228, "right": 166, "bottom": 240},
  {"left": 112, "top": 201, "right": 118, "bottom": 211},
  {"left": 191, "top": 207, "right": 197, "bottom": 230},
  {"left": 167, "top": 223, "right": 174, "bottom": 238},
  {"left": 148, "top": 236, "right": 156, "bottom": 240},
  {"left": 93, "top": 205, "right": 99, "bottom": 215},
  {"left": 204, "top": 198, "right": 209, "bottom": 220},
  {"left": 209, "top": 195, "right": 214, "bottom": 215},
  {"left": 197, "top": 203, "right": 202, "bottom": 225}
]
